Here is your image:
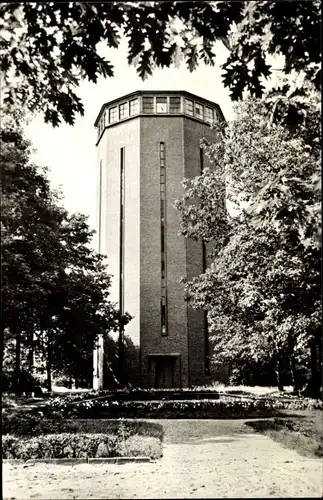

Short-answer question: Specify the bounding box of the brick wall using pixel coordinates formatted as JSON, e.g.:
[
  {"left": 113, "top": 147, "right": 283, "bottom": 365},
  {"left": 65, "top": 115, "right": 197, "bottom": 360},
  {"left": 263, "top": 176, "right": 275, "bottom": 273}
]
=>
[
  {"left": 98, "top": 118, "right": 141, "bottom": 347},
  {"left": 183, "top": 118, "right": 219, "bottom": 386},
  {"left": 139, "top": 116, "right": 189, "bottom": 387},
  {"left": 98, "top": 111, "right": 222, "bottom": 389}
]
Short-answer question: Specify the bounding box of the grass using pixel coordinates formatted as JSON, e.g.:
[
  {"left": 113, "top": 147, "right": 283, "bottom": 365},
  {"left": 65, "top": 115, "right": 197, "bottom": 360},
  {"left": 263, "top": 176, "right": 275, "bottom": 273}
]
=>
[
  {"left": 62, "top": 418, "right": 165, "bottom": 440},
  {"left": 2, "top": 411, "right": 164, "bottom": 440},
  {"left": 246, "top": 409, "right": 323, "bottom": 459}
]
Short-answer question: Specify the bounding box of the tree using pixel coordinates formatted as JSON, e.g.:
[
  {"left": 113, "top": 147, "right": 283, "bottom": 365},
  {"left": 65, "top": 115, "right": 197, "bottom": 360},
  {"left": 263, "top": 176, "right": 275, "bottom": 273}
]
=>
[
  {"left": 0, "top": 1, "right": 320, "bottom": 126},
  {"left": 47, "top": 260, "right": 131, "bottom": 390},
  {"left": 176, "top": 88, "right": 321, "bottom": 396},
  {"left": 1, "top": 120, "right": 131, "bottom": 393}
]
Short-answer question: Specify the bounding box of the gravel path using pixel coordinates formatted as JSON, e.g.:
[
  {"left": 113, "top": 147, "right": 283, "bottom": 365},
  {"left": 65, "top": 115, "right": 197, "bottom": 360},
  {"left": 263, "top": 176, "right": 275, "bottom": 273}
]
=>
[{"left": 3, "top": 419, "right": 322, "bottom": 499}]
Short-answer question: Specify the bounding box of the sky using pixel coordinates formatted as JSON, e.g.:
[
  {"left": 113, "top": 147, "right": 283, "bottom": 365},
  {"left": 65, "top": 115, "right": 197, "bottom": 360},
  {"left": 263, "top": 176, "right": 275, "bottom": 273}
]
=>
[
  {"left": 25, "top": 39, "right": 234, "bottom": 248},
  {"left": 25, "top": 37, "right": 283, "bottom": 251}
]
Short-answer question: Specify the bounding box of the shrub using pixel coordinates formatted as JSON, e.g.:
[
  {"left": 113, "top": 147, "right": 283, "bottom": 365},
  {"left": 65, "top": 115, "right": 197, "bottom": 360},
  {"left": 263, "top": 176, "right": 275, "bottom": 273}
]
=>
[
  {"left": 2, "top": 433, "right": 118, "bottom": 459},
  {"left": 117, "top": 434, "right": 163, "bottom": 459},
  {"left": 1, "top": 369, "right": 44, "bottom": 394},
  {"left": 2, "top": 432, "right": 162, "bottom": 460},
  {"left": 315, "top": 445, "right": 323, "bottom": 457}
]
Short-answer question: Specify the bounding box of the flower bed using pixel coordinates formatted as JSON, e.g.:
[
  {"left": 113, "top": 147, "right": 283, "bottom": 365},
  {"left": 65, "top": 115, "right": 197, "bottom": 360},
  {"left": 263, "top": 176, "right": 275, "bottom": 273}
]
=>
[{"left": 38, "top": 396, "right": 322, "bottom": 420}]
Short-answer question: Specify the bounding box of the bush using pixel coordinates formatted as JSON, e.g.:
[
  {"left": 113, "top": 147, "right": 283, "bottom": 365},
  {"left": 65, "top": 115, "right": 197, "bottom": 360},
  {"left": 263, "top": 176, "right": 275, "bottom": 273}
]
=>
[
  {"left": 1, "top": 369, "right": 44, "bottom": 395},
  {"left": 2, "top": 432, "right": 162, "bottom": 460},
  {"left": 2, "top": 433, "right": 117, "bottom": 459},
  {"left": 117, "top": 434, "right": 163, "bottom": 459}
]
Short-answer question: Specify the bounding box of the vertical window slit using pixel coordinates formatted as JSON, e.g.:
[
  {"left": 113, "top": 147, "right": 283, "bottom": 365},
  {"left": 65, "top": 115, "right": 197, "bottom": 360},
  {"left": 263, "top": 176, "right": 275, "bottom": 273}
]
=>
[
  {"left": 119, "top": 148, "right": 125, "bottom": 316},
  {"left": 98, "top": 160, "right": 102, "bottom": 253},
  {"left": 160, "top": 142, "right": 168, "bottom": 336}
]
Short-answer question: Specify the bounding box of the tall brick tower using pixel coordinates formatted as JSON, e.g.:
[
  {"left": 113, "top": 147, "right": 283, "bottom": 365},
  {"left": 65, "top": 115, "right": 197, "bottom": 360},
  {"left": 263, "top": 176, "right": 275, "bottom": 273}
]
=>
[{"left": 93, "top": 91, "right": 224, "bottom": 389}]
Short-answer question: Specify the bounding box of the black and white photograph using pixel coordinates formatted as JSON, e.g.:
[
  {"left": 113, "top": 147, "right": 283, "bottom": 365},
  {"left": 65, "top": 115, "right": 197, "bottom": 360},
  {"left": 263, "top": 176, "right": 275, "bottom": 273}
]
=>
[{"left": 1, "top": 1, "right": 322, "bottom": 498}]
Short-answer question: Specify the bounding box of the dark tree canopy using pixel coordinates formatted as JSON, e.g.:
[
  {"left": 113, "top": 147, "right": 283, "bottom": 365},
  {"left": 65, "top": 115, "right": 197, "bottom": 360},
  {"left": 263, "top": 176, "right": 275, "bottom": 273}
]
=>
[
  {"left": 0, "top": 1, "right": 320, "bottom": 125},
  {"left": 176, "top": 84, "right": 321, "bottom": 395},
  {"left": 1, "top": 120, "right": 131, "bottom": 391}
]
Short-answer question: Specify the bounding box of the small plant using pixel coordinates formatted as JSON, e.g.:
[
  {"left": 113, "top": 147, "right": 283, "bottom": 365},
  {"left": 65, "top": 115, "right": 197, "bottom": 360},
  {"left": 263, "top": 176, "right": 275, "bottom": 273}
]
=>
[{"left": 117, "top": 421, "right": 131, "bottom": 442}]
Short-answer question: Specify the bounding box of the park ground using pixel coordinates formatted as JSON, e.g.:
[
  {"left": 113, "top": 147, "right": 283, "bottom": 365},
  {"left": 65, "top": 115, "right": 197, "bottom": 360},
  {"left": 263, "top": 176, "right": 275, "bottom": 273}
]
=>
[{"left": 3, "top": 418, "right": 322, "bottom": 499}]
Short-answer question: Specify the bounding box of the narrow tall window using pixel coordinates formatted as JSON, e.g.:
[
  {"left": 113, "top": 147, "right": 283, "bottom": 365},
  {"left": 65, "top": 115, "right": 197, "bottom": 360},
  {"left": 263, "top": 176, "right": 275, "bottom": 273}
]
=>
[
  {"left": 118, "top": 148, "right": 125, "bottom": 384},
  {"left": 202, "top": 243, "right": 210, "bottom": 374},
  {"left": 119, "top": 148, "right": 125, "bottom": 316},
  {"left": 160, "top": 142, "right": 168, "bottom": 336},
  {"left": 200, "top": 147, "right": 204, "bottom": 173},
  {"left": 98, "top": 160, "right": 102, "bottom": 252},
  {"left": 200, "top": 146, "right": 210, "bottom": 374}
]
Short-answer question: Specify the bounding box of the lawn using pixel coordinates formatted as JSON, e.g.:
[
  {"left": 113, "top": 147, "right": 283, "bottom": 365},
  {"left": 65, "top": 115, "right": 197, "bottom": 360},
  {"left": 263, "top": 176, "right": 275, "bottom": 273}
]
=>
[
  {"left": 246, "top": 408, "right": 323, "bottom": 459},
  {"left": 3, "top": 388, "right": 322, "bottom": 460}
]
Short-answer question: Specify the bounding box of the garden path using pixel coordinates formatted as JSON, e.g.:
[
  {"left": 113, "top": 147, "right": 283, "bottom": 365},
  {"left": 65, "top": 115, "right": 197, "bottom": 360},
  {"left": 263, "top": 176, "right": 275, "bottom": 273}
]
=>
[{"left": 3, "top": 419, "right": 322, "bottom": 499}]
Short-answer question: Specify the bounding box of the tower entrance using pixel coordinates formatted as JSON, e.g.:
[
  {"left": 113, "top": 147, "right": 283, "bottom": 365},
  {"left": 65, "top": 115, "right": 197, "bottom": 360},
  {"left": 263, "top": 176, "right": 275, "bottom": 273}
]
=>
[{"left": 148, "top": 354, "right": 181, "bottom": 388}]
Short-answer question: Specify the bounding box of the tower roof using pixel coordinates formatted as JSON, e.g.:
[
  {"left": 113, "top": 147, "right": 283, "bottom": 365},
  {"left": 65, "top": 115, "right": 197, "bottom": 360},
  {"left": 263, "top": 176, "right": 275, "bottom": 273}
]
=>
[{"left": 94, "top": 90, "right": 225, "bottom": 127}]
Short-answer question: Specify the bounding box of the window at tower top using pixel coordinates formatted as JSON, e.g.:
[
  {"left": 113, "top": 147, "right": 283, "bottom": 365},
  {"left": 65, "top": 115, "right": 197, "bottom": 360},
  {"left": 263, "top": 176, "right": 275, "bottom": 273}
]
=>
[
  {"left": 95, "top": 93, "right": 222, "bottom": 141},
  {"left": 142, "top": 97, "right": 154, "bottom": 113},
  {"left": 109, "top": 106, "right": 117, "bottom": 123},
  {"left": 119, "top": 102, "right": 129, "bottom": 120},
  {"left": 169, "top": 97, "right": 181, "bottom": 113},
  {"left": 205, "top": 107, "right": 214, "bottom": 123},
  {"left": 156, "top": 97, "right": 168, "bottom": 113},
  {"left": 195, "top": 102, "right": 204, "bottom": 120},
  {"left": 185, "top": 99, "right": 194, "bottom": 116},
  {"left": 129, "top": 98, "right": 139, "bottom": 116}
]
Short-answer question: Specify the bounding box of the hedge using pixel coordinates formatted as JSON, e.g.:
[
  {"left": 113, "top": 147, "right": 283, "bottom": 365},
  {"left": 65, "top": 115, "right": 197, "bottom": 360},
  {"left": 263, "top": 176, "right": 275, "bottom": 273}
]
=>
[
  {"left": 39, "top": 396, "right": 322, "bottom": 419},
  {"left": 2, "top": 432, "right": 162, "bottom": 460}
]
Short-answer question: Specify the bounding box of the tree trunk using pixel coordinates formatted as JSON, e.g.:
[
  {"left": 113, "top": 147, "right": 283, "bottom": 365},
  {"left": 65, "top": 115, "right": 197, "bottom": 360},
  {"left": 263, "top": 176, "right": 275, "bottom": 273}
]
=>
[
  {"left": 303, "top": 335, "right": 321, "bottom": 399},
  {"left": 74, "top": 371, "right": 78, "bottom": 389},
  {"left": 118, "top": 324, "right": 125, "bottom": 388},
  {"left": 46, "top": 339, "right": 52, "bottom": 393},
  {"left": 0, "top": 324, "right": 5, "bottom": 381},
  {"left": 14, "top": 328, "right": 22, "bottom": 395},
  {"left": 28, "top": 331, "right": 34, "bottom": 371},
  {"left": 290, "top": 356, "right": 301, "bottom": 394},
  {"left": 275, "top": 358, "right": 284, "bottom": 391}
]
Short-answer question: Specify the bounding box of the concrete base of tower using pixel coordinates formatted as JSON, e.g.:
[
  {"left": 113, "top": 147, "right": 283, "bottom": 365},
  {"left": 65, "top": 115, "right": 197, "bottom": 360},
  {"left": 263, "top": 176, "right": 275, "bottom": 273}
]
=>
[{"left": 93, "top": 335, "right": 104, "bottom": 391}]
